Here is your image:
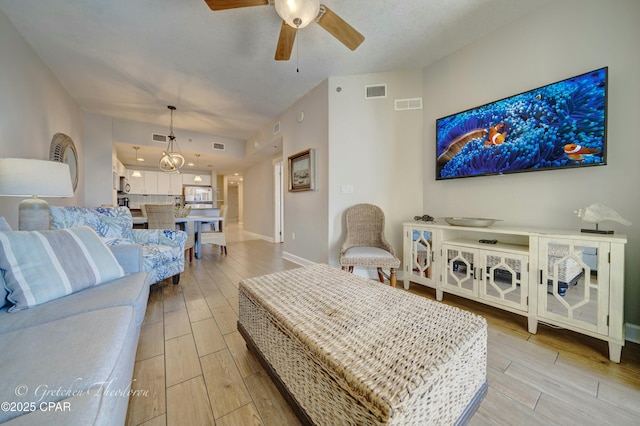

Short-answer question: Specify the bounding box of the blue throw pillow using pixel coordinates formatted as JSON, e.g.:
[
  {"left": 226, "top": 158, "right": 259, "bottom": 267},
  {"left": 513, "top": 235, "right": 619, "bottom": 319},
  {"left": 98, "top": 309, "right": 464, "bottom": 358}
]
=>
[
  {"left": 0, "top": 226, "right": 124, "bottom": 311},
  {"left": 0, "top": 217, "right": 11, "bottom": 308},
  {"left": 0, "top": 271, "right": 6, "bottom": 309}
]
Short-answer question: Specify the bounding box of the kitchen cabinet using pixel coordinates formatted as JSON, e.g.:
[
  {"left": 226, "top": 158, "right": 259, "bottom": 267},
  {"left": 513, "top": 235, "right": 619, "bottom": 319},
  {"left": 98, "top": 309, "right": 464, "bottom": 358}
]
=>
[
  {"left": 127, "top": 169, "right": 144, "bottom": 194},
  {"left": 182, "top": 173, "right": 211, "bottom": 186},
  {"left": 127, "top": 169, "right": 211, "bottom": 195},
  {"left": 144, "top": 171, "right": 158, "bottom": 194},
  {"left": 403, "top": 222, "right": 626, "bottom": 362},
  {"left": 126, "top": 169, "right": 158, "bottom": 194},
  {"left": 155, "top": 172, "right": 183, "bottom": 195}
]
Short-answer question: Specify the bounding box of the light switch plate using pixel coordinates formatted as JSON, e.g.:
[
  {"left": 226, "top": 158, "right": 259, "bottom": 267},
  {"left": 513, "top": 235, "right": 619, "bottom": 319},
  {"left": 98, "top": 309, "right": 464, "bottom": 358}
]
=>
[{"left": 341, "top": 184, "right": 354, "bottom": 194}]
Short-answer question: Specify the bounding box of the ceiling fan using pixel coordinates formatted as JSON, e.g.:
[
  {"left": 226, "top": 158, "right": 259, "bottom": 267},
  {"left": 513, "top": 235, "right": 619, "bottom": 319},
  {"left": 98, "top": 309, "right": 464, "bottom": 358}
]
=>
[{"left": 204, "top": 0, "right": 365, "bottom": 60}]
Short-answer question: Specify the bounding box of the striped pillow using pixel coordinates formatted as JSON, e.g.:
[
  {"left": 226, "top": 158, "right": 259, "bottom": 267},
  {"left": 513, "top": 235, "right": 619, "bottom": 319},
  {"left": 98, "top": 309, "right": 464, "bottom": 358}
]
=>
[
  {"left": 0, "top": 217, "right": 10, "bottom": 308},
  {"left": 0, "top": 226, "right": 124, "bottom": 311}
]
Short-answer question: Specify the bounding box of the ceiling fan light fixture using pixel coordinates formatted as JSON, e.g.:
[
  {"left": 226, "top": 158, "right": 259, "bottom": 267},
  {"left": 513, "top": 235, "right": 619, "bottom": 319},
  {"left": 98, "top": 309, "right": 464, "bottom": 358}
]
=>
[{"left": 274, "top": 0, "right": 319, "bottom": 28}]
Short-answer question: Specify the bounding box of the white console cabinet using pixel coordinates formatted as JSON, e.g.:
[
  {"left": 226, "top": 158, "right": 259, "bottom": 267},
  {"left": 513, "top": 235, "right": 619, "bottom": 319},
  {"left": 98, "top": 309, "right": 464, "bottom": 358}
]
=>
[{"left": 403, "top": 222, "right": 627, "bottom": 362}]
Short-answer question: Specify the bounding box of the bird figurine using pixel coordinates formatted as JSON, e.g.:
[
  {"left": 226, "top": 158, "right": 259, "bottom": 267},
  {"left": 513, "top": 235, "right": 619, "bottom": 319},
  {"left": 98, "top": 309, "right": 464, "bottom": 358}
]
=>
[{"left": 575, "top": 203, "right": 631, "bottom": 234}]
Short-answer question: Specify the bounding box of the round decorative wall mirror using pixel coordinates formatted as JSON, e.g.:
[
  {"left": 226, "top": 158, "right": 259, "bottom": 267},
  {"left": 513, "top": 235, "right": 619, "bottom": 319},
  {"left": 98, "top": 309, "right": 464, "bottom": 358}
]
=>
[{"left": 49, "top": 133, "right": 78, "bottom": 193}]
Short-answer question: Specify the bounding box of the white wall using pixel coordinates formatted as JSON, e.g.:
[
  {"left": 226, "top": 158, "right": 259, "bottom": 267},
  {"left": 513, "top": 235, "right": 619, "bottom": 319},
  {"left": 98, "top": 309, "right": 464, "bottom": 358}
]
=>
[
  {"left": 282, "top": 81, "right": 329, "bottom": 264},
  {"left": 244, "top": 71, "right": 424, "bottom": 268},
  {"left": 226, "top": 184, "right": 239, "bottom": 222},
  {"left": 422, "top": 0, "right": 640, "bottom": 327},
  {"left": 243, "top": 157, "right": 276, "bottom": 239},
  {"left": 0, "top": 9, "right": 83, "bottom": 228},
  {"left": 84, "top": 112, "right": 115, "bottom": 207},
  {"left": 327, "top": 71, "right": 424, "bottom": 270}
]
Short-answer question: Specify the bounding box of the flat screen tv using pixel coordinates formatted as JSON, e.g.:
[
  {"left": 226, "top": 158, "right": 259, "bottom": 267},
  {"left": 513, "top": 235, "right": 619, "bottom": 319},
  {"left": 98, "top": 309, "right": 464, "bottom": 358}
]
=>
[{"left": 436, "top": 67, "right": 607, "bottom": 180}]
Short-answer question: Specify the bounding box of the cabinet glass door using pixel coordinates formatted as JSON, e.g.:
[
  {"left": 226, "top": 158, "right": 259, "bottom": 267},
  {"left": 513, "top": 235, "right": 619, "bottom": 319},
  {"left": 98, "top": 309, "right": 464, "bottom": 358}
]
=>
[
  {"left": 442, "top": 245, "right": 476, "bottom": 297},
  {"left": 538, "top": 239, "right": 609, "bottom": 335},
  {"left": 480, "top": 251, "right": 528, "bottom": 311},
  {"left": 409, "top": 229, "right": 434, "bottom": 281}
]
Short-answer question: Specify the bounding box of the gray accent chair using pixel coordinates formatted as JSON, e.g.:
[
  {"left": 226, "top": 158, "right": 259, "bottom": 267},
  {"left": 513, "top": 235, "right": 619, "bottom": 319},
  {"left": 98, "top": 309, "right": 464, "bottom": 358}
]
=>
[{"left": 339, "top": 203, "right": 401, "bottom": 287}]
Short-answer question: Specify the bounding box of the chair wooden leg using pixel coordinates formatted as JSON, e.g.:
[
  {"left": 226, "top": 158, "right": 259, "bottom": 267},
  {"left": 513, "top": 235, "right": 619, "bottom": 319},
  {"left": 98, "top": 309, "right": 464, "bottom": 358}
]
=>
[
  {"left": 377, "top": 267, "right": 384, "bottom": 283},
  {"left": 223, "top": 245, "right": 227, "bottom": 255},
  {"left": 390, "top": 268, "right": 397, "bottom": 288}
]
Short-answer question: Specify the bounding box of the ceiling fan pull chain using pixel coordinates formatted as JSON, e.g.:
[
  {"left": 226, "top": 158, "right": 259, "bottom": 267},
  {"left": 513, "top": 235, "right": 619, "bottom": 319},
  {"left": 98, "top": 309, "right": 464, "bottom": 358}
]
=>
[{"left": 295, "top": 20, "right": 300, "bottom": 73}]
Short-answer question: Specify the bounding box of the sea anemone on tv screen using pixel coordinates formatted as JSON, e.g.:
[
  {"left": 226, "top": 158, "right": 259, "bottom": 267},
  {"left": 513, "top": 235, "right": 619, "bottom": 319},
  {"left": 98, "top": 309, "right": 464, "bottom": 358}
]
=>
[{"left": 436, "top": 67, "right": 607, "bottom": 180}]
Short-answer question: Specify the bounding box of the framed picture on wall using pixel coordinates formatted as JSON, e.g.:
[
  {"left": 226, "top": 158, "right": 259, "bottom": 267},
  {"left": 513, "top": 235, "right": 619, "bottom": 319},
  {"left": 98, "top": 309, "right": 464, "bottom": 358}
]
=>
[{"left": 288, "top": 148, "right": 314, "bottom": 192}]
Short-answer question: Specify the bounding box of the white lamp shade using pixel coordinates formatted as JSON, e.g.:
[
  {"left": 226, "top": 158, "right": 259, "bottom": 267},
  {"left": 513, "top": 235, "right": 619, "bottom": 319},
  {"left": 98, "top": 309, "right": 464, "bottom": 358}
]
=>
[
  {"left": 274, "top": 0, "right": 320, "bottom": 29},
  {"left": 0, "top": 158, "right": 74, "bottom": 198}
]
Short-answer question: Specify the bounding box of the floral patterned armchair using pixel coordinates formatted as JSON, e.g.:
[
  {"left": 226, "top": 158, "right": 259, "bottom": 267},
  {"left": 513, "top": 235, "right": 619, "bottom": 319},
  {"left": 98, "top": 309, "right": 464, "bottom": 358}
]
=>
[{"left": 50, "top": 206, "right": 186, "bottom": 285}]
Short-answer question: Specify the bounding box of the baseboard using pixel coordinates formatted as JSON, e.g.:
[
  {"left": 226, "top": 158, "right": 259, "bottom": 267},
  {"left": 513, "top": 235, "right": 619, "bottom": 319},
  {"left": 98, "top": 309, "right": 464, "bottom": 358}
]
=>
[
  {"left": 626, "top": 323, "right": 640, "bottom": 344},
  {"left": 239, "top": 230, "right": 274, "bottom": 243},
  {"left": 256, "top": 233, "right": 274, "bottom": 243},
  {"left": 282, "top": 251, "right": 315, "bottom": 267}
]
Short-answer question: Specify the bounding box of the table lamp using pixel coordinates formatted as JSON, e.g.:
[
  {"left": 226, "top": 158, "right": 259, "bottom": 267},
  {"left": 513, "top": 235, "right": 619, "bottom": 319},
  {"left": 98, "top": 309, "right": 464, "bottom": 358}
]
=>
[{"left": 0, "top": 158, "right": 74, "bottom": 230}]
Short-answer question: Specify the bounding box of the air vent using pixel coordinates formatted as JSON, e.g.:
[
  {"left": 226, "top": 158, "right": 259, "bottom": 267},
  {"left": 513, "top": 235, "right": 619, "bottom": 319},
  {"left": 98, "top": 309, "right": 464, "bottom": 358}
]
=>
[
  {"left": 273, "top": 121, "right": 281, "bottom": 134},
  {"left": 365, "top": 84, "right": 387, "bottom": 99},
  {"left": 394, "top": 98, "right": 423, "bottom": 111},
  {"left": 152, "top": 133, "right": 167, "bottom": 144},
  {"left": 212, "top": 142, "right": 225, "bottom": 151}
]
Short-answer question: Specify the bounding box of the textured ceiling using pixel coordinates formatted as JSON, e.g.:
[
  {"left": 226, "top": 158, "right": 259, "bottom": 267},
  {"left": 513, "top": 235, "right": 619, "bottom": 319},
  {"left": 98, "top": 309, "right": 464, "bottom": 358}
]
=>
[{"left": 0, "top": 0, "right": 550, "bottom": 175}]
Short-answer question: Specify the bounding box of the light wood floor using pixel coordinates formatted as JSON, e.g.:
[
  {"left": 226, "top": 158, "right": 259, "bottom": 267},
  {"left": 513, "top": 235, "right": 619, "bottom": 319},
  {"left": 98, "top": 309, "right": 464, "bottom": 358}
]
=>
[{"left": 126, "top": 236, "right": 640, "bottom": 426}]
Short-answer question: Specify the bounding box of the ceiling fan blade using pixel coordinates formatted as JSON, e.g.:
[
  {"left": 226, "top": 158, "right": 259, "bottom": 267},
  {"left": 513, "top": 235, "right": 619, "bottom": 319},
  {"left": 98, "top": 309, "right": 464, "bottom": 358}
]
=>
[
  {"left": 316, "top": 5, "right": 365, "bottom": 51},
  {"left": 275, "top": 21, "right": 297, "bottom": 61},
  {"left": 204, "top": 0, "right": 268, "bottom": 11}
]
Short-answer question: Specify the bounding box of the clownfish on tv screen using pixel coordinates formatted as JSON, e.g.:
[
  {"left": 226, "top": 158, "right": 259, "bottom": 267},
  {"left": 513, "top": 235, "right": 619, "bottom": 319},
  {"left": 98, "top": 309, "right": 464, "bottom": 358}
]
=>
[{"left": 435, "top": 67, "right": 607, "bottom": 180}]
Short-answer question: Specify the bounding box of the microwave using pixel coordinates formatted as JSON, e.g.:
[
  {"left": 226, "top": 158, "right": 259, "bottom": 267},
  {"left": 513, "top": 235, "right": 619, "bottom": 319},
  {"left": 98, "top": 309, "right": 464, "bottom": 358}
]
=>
[{"left": 118, "top": 176, "right": 130, "bottom": 193}]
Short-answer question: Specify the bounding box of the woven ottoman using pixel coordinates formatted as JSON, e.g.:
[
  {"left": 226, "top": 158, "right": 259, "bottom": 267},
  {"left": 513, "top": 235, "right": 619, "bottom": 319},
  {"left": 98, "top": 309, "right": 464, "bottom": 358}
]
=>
[{"left": 238, "top": 264, "right": 488, "bottom": 425}]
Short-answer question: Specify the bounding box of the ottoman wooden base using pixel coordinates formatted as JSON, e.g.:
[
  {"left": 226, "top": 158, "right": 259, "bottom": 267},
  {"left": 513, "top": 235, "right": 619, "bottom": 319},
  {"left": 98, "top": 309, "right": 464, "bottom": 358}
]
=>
[{"left": 239, "top": 264, "right": 487, "bottom": 425}]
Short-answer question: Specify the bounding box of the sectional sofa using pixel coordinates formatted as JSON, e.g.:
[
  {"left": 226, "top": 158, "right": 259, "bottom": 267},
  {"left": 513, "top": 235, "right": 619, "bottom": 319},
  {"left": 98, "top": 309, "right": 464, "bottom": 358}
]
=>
[{"left": 0, "top": 218, "right": 149, "bottom": 425}]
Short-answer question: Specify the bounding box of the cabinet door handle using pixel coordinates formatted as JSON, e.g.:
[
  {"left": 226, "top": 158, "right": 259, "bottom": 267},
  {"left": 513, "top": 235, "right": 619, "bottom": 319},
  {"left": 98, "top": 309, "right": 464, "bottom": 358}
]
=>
[{"left": 539, "top": 270, "right": 543, "bottom": 285}]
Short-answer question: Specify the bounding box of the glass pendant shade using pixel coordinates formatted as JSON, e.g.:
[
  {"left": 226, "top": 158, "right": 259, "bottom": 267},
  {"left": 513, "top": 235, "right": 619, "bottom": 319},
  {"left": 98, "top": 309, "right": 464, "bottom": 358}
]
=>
[
  {"left": 159, "top": 143, "right": 185, "bottom": 173},
  {"left": 274, "top": 0, "right": 320, "bottom": 28},
  {"left": 159, "top": 106, "right": 185, "bottom": 174},
  {"left": 132, "top": 146, "right": 142, "bottom": 177},
  {"left": 194, "top": 153, "right": 202, "bottom": 182}
]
